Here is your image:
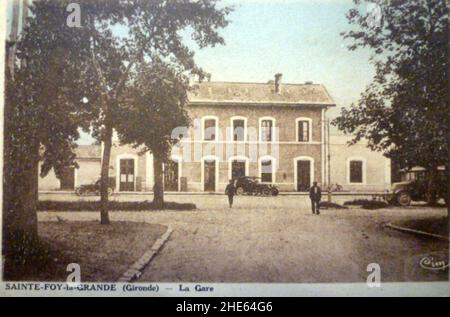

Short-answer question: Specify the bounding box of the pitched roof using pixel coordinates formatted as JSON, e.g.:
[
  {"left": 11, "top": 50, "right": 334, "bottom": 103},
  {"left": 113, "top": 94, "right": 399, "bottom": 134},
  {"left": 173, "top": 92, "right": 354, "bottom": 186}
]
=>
[
  {"left": 75, "top": 145, "right": 101, "bottom": 159},
  {"left": 187, "top": 81, "right": 335, "bottom": 106}
]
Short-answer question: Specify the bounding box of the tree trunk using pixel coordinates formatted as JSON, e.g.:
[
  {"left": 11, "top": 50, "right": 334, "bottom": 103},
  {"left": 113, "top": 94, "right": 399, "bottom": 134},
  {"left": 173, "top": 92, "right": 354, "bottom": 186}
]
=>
[
  {"left": 426, "top": 165, "right": 438, "bottom": 206},
  {"left": 445, "top": 162, "right": 450, "bottom": 217},
  {"left": 100, "top": 120, "right": 112, "bottom": 225},
  {"left": 153, "top": 155, "right": 164, "bottom": 209},
  {"left": 3, "top": 145, "right": 39, "bottom": 265}
]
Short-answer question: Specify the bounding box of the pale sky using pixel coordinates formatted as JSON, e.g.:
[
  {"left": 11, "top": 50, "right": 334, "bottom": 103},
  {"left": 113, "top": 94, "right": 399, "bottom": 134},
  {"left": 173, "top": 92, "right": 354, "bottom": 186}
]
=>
[{"left": 6, "top": 0, "right": 376, "bottom": 144}]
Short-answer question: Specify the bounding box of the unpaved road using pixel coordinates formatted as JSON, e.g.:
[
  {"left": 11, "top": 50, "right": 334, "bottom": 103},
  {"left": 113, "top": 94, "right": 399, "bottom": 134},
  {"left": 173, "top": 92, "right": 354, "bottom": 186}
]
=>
[{"left": 38, "top": 195, "right": 448, "bottom": 283}]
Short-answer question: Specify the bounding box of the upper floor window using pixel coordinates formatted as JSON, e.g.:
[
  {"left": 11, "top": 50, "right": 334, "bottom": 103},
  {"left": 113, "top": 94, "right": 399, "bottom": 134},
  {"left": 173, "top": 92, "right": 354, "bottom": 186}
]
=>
[
  {"left": 202, "top": 116, "right": 218, "bottom": 141},
  {"left": 348, "top": 159, "right": 365, "bottom": 184},
  {"left": 230, "top": 116, "right": 247, "bottom": 142},
  {"left": 296, "top": 118, "right": 312, "bottom": 142},
  {"left": 259, "top": 117, "right": 275, "bottom": 142}
]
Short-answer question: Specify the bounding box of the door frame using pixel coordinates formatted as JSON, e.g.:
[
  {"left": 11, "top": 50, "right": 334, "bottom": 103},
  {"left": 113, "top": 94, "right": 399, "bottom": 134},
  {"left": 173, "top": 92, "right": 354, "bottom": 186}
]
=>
[
  {"left": 163, "top": 155, "right": 182, "bottom": 192},
  {"left": 228, "top": 155, "right": 249, "bottom": 180},
  {"left": 293, "top": 156, "right": 314, "bottom": 191},
  {"left": 201, "top": 155, "right": 219, "bottom": 192},
  {"left": 116, "top": 153, "right": 139, "bottom": 192}
]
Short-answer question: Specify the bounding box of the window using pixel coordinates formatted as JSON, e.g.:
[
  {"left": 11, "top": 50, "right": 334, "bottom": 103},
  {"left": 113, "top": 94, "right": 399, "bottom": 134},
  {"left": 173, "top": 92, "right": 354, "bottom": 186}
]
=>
[
  {"left": 297, "top": 120, "right": 310, "bottom": 142},
  {"left": 260, "top": 159, "right": 273, "bottom": 183},
  {"left": 203, "top": 118, "right": 217, "bottom": 141},
  {"left": 231, "top": 160, "right": 246, "bottom": 179},
  {"left": 228, "top": 156, "right": 249, "bottom": 180},
  {"left": 349, "top": 160, "right": 363, "bottom": 184},
  {"left": 260, "top": 118, "right": 274, "bottom": 142},
  {"left": 230, "top": 116, "right": 247, "bottom": 142}
]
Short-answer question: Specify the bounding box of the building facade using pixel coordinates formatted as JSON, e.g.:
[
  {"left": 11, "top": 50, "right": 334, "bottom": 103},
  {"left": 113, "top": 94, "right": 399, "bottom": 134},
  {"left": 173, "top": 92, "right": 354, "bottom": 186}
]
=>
[
  {"left": 110, "top": 77, "right": 334, "bottom": 193},
  {"left": 39, "top": 76, "right": 391, "bottom": 193}
]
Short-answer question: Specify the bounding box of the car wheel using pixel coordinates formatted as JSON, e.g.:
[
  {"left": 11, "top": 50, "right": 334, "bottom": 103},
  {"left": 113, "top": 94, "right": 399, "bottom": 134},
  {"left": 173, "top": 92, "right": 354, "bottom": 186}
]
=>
[
  {"left": 236, "top": 187, "right": 244, "bottom": 196},
  {"left": 263, "top": 188, "right": 271, "bottom": 196},
  {"left": 75, "top": 188, "right": 83, "bottom": 196},
  {"left": 397, "top": 192, "right": 411, "bottom": 206},
  {"left": 271, "top": 188, "right": 279, "bottom": 196}
]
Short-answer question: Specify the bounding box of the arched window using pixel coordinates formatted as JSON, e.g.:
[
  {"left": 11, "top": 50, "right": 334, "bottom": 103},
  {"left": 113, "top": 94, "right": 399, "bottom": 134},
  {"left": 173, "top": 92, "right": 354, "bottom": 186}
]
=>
[
  {"left": 202, "top": 116, "right": 219, "bottom": 141},
  {"left": 230, "top": 116, "right": 247, "bottom": 142},
  {"left": 259, "top": 117, "right": 276, "bottom": 142},
  {"left": 228, "top": 156, "right": 249, "bottom": 180},
  {"left": 296, "top": 117, "right": 312, "bottom": 142}
]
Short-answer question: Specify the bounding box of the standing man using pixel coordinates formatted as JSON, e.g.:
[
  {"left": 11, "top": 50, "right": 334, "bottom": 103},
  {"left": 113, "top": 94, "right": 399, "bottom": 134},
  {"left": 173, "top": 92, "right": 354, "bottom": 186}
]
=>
[
  {"left": 309, "top": 181, "right": 322, "bottom": 215},
  {"left": 225, "top": 179, "right": 236, "bottom": 208}
]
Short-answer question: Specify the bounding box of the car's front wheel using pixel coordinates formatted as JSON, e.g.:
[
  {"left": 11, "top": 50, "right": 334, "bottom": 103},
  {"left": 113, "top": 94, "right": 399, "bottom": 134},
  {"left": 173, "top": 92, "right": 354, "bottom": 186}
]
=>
[
  {"left": 262, "top": 188, "right": 271, "bottom": 196},
  {"left": 397, "top": 192, "right": 412, "bottom": 206},
  {"left": 75, "top": 187, "right": 84, "bottom": 196},
  {"left": 236, "top": 186, "right": 244, "bottom": 196},
  {"left": 271, "top": 187, "right": 279, "bottom": 196}
]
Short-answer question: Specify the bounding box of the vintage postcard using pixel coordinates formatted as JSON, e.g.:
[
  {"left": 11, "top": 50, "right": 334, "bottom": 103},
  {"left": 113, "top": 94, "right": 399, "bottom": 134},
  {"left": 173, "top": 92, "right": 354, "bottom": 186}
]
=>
[{"left": 0, "top": 0, "right": 449, "bottom": 298}]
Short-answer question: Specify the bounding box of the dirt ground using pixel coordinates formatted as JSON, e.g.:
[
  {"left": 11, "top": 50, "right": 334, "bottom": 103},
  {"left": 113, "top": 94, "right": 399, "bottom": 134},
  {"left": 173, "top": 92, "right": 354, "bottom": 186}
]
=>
[
  {"left": 5, "top": 221, "right": 167, "bottom": 282},
  {"left": 37, "top": 195, "right": 449, "bottom": 283}
]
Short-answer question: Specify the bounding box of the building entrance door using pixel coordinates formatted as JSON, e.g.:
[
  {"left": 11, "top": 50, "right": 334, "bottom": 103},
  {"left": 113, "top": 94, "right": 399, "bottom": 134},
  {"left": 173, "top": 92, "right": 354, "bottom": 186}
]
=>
[
  {"left": 204, "top": 159, "right": 216, "bottom": 192},
  {"left": 119, "top": 159, "right": 135, "bottom": 191},
  {"left": 164, "top": 159, "right": 179, "bottom": 191},
  {"left": 296, "top": 160, "right": 311, "bottom": 192}
]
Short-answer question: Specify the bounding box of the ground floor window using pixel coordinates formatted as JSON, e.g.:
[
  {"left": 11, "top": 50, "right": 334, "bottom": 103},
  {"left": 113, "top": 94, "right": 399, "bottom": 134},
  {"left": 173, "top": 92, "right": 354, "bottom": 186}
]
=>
[
  {"left": 260, "top": 157, "right": 274, "bottom": 183},
  {"left": 349, "top": 160, "right": 364, "bottom": 184},
  {"left": 231, "top": 159, "right": 246, "bottom": 179}
]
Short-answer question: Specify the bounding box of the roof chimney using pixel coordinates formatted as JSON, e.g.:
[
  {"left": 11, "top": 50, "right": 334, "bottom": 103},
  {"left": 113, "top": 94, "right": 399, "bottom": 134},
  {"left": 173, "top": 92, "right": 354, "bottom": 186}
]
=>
[{"left": 274, "top": 73, "right": 282, "bottom": 93}]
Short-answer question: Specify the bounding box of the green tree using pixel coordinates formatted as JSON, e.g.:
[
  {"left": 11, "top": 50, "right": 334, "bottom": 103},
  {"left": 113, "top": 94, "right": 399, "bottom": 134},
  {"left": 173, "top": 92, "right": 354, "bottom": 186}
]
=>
[
  {"left": 4, "top": 1, "right": 98, "bottom": 262},
  {"left": 332, "top": 0, "right": 449, "bottom": 206},
  {"left": 80, "top": 0, "right": 232, "bottom": 223},
  {"left": 116, "top": 60, "right": 191, "bottom": 208},
  {"left": 4, "top": 0, "right": 231, "bottom": 264}
]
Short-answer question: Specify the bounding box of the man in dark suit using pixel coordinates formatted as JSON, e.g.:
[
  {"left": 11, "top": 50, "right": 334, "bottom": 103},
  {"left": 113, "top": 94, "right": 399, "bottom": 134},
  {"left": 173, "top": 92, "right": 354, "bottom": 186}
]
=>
[
  {"left": 225, "top": 179, "right": 236, "bottom": 208},
  {"left": 309, "top": 181, "right": 322, "bottom": 215}
]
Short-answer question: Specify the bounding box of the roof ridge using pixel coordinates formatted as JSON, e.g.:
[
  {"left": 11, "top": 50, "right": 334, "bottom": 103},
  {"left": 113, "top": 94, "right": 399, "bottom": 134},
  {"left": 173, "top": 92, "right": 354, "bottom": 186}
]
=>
[{"left": 194, "top": 81, "right": 323, "bottom": 86}]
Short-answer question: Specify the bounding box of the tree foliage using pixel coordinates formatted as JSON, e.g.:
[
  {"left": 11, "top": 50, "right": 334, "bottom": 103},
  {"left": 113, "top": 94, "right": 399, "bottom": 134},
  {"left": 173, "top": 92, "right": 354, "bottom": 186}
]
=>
[
  {"left": 76, "top": 0, "right": 231, "bottom": 218},
  {"left": 332, "top": 0, "right": 449, "bottom": 172},
  {"left": 4, "top": 1, "right": 98, "bottom": 261},
  {"left": 116, "top": 60, "right": 191, "bottom": 207}
]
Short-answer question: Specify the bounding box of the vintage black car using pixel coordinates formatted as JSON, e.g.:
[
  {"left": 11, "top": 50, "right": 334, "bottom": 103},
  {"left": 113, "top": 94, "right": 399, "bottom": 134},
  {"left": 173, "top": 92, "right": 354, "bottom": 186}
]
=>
[
  {"left": 234, "top": 176, "right": 279, "bottom": 196},
  {"left": 386, "top": 167, "right": 447, "bottom": 206},
  {"left": 75, "top": 178, "right": 115, "bottom": 196}
]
